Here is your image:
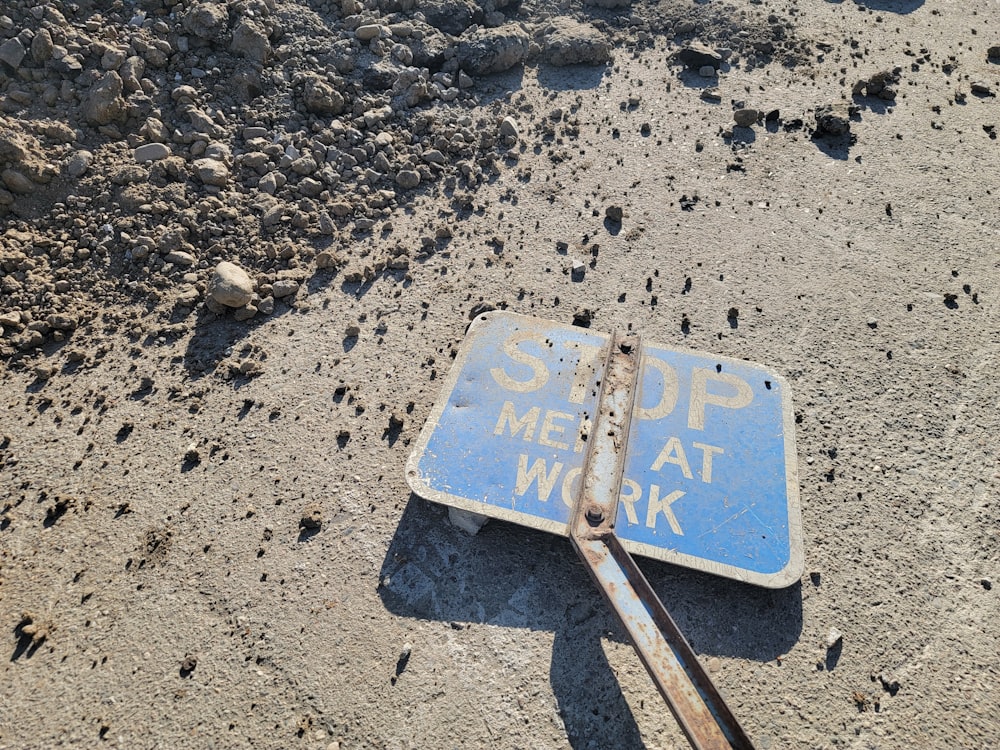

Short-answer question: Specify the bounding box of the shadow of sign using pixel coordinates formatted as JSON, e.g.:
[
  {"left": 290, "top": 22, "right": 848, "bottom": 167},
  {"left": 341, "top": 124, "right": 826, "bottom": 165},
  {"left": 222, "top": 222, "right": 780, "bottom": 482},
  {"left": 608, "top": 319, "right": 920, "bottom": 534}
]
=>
[{"left": 378, "top": 494, "right": 803, "bottom": 749}]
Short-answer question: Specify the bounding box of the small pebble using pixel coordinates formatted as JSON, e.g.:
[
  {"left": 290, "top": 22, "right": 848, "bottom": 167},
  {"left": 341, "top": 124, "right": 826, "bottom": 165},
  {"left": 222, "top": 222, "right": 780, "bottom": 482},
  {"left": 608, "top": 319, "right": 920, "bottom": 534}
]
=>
[
  {"left": 448, "top": 507, "right": 489, "bottom": 534},
  {"left": 300, "top": 502, "right": 322, "bottom": 530},
  {"left": 733, "top": 108, "right": 759, "bottom": 127},
  {"left": 499, "top": 116, "right": 519, "bottom": 139},
  {"left": 825, "top": 627, "right": 843, "bottom": 649}
]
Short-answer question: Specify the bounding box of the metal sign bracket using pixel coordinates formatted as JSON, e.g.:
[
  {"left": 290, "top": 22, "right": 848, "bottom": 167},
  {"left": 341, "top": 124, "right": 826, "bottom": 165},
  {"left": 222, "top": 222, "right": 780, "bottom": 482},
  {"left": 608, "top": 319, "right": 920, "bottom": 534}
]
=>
[{"left": 570, "top": 331, "right": 756, "bottom": 750}]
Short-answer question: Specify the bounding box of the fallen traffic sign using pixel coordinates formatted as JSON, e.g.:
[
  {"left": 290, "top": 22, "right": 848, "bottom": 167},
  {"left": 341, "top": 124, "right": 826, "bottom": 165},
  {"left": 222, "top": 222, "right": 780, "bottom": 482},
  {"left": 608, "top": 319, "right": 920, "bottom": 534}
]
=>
[
  {"left": 407, "top": 311, "right": 803, "bottom": 588},
  {"left": 407, "top": 313, "right": 803, "bottom": 748}
]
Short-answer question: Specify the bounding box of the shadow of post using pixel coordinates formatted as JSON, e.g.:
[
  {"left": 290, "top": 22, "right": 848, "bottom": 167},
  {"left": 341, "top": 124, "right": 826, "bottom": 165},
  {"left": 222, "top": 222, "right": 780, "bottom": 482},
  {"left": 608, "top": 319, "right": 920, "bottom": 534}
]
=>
[{"left": 378, "top": 494, "right": 803, "bottom": 748}]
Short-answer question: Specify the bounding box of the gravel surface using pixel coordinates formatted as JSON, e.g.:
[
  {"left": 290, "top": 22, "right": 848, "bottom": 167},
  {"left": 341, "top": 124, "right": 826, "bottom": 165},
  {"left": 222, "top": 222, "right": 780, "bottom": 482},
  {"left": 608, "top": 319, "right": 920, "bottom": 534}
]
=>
[{"left": 1, "top": 0, "right": 999, "bottom": 748}]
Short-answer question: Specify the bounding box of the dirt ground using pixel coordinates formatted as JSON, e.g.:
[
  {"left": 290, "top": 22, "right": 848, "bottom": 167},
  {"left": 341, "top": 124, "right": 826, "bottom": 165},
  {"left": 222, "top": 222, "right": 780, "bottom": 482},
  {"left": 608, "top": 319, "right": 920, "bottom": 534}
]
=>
[{"left": 1, "top": 0, "right": 998, "bottom": 748}]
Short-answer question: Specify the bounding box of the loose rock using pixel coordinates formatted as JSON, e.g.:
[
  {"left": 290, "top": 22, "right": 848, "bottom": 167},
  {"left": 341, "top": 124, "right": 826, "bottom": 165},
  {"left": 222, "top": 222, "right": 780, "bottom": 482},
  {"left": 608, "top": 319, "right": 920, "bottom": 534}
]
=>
[
  {"left": 300, "top": 502, "right": 323, "bottom": 529},
  {"left": 1, "top": 169, "right": 33, "bottom": 194},
  {"left": 230, "top": 20, "right": 272, "bottom": 64},
  {"left": 814, "top": 104, "right": 851, "bottom": 137},
  {"left": 543, "top": 19, "right": 611, "bottom": 67},
  {"left": 448, "top": 507, "right": 489, "bottom": 535},
  {"left": 134, "top": 143, "right": 170, "bottom": 163},
  {"left": 853, "top": 69, "right": 900, "bottom": 100},
  {"left": 302, "top": 75, "right": 346, "bottom": 116},
  {"left": 208, "top": 261, "right": 254, "bottom": 308},
  {"left": 457, "top": 27, "right": 530, "bottom": 76},
  {"left": 183, "top": 2, "right": 229, "bottom": 41},
  {"left": 180, "top": 654, "right": 197, "bottom": 674},
  {"left": 733, "top": 108, "right": 759, "bottom": 127},
  {"left": 82, "top": 72, "right": 126, "bottom": 126},
  {"left": 67, "top": 151, "right": 94, "bottom": 178},
  {"left": 355, "top": 24, "right": 382, "bottom": 41},
  {"left": 396, "top": 170, "right": 421, "bottom": 189},
  {"left": 0, "top": 38, "right": 26, "bottom": 70},
  {"left": 193, "top": 158, "right": 229, "bottom": 188},
  {"left": 499, "top": 116, "right": 519, "bottom": 139},
  {"left": 675, "top": 43, "right": 722, "bottom": 70},
  {"left": 421, "top": 0, "right": 479, "bottom": 36},
  {"left": 30, "top": 29, "right": 53, "bottom": 65},
  {"left": 271, "top": 279, "right": 300, "bottom": 299},
  {"left": 825, "top": 627, "right": 843, "bottom": 649}
]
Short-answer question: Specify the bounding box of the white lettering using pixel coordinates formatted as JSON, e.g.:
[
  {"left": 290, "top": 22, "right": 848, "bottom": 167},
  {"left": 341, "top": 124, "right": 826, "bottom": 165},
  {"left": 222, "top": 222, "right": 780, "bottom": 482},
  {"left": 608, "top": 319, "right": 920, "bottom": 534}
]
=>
[
  {"left": 490, "top": 331, "right": 550, "bottom": 393},
  {"left": 688, "top": 368, "right": 753, "bottom": 430},
  {"left": 650, "top": 436, "right": 693, "bottom": 479},
  {"left": 493, "top": 401, "right": 541, "bottom": 441},
  {"left": 538, "top": 410, "right": 573, "bottom": 450},
  {"left": 565, "top": 341, "right": 604, "bottom": 404},
  {"left": 620, "top": 478, "right": 641, "bottom": 525},
  {"left": 561, "top": 467, "right": 582, "bottom": 509},
  {"left": 637, "top": 356, "right": 679, "bottom": 420},
  {"left": 573, "top": 416, "right": 592, "bottom": 454},
  {"left": 515, "top": 455, "right": 563, "bottom": 502},
  {"left": 692, "top": 442, "right": 724, "bottom": 483},
  {"left": 645, "top": 485, "right": 685, "bottom": 535}
]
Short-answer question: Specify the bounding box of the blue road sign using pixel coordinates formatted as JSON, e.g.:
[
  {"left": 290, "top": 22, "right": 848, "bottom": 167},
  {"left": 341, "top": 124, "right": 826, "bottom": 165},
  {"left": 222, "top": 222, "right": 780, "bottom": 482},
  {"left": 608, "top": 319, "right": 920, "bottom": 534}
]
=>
[{"left": 406, "top": 312, "right": 803, "bottom": 588}]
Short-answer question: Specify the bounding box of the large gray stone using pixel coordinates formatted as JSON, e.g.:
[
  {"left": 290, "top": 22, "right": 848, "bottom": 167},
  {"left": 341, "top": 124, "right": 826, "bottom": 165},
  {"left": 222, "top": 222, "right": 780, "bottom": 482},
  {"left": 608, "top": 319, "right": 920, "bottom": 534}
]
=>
[
  {"left": 271, "top": 279, "right": 300, "bottom": 299},
  {"left": 134, "top": 143, "right": 170, "bottom": 163},
  {"left": 31, "top": 29, "right": 53, "bottom": 64},
  {"left": 733, "top": 108, "right": 759, "bottom": 127},
  {"left": 1, "top": 169, "right": 33, "bottom": 194},
  {"left": 0, "top": 37, "right": 26, "bottom": 69},
  {"left": 421, "top": 0, "right": 481, "bottom": 36},
  {"left": 814, "top": 104, "right": 851, "bottom": 136},
  {"left": 457, "top": 26, "right": 529, "bottom": 76},
  {"left": 675, "top": 42, "right": 722, "bottom": 70},
  {"left": 395, "top": 169, "right": 420, "bottom": 189},
  {"left": 355, "top": 24, "right": 382, "bottom": 41},
  {"left": 231, "top": 19, "right": 271, "bottom": 63},
  {"left": 82, "top": 71, "right": 125, "bottom": 126},
  {"left": 543, "top": 19, "right": 610, "bottom": 67},
  {"left": 183, "top": 2, "right": 229, "bottom": 41},
  {"left": 193, "top": 158, "right": 229, "bottom": 187},
  {"left": 302, "top": 75, "right": 346, "bottom": 116},
  {"left": 208, "top": 262, "right": 254, "bottom": 308},
  {"left": 67, "top": 151, "right": 93, "bottom": 178}
]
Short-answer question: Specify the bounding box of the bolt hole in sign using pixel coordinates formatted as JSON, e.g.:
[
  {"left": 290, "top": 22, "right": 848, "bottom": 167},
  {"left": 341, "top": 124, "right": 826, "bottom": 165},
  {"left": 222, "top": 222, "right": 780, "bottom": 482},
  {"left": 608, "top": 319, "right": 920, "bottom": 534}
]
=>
[{"left": 407, "top": 312, "right": 803, "bottom": 588}]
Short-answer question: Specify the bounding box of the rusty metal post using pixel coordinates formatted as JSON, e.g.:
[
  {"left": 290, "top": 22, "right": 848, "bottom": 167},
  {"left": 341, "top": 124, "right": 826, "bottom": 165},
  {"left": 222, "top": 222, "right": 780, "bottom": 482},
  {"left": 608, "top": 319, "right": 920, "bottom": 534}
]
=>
[{"left": 569, "top": 331, "right": 756, "bottom": 750}]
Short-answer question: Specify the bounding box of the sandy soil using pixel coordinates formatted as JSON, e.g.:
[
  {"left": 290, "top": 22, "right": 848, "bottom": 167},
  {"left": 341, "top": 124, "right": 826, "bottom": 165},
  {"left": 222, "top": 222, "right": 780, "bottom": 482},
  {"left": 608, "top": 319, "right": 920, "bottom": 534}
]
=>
[{"left": 1, "top": 0, "right": 998, "bottom": 748}]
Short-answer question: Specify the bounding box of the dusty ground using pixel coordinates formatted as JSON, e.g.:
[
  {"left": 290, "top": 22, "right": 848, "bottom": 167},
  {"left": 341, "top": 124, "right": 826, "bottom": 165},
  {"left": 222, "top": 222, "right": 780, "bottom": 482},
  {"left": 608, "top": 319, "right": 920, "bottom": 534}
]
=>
[{"left": 1, "top": 0, "right": 999, "bottom": 748}]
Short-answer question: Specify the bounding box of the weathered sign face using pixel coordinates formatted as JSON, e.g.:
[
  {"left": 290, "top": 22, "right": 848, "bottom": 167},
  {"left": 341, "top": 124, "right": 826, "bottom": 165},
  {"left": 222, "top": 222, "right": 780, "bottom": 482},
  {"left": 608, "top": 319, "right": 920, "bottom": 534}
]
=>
[{"left": 407, "top": 311, "right": 803, "bottom": 588}]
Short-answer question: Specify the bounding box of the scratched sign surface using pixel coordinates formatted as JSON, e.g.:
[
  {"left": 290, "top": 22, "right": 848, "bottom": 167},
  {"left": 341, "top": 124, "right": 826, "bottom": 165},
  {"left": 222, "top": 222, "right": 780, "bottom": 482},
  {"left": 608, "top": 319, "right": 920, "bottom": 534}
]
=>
[{"left": 406, "top": 312, "right": 803, "bottom": 588}]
